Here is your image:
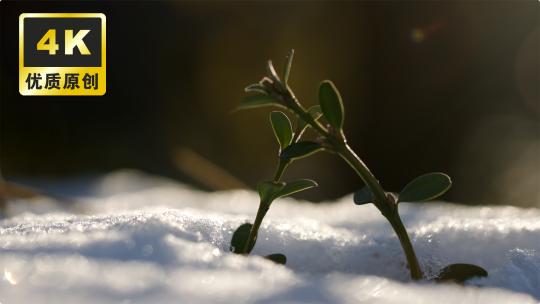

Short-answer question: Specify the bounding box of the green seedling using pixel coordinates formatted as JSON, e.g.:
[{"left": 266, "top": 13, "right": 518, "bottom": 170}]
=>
[
  {"left": 231, "top": 50, "right": 487, "bottom": 282},
  {"left": 230, "top": 95, "right": 322, "bottom": 264}
]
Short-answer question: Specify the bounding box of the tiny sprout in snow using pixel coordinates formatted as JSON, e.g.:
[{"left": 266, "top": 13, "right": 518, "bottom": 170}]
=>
[{"left": 230, "top": 50, "right": 487, "bottom": 283}]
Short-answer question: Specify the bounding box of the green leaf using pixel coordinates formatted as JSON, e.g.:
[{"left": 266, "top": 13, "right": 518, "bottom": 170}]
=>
[
  {"left": 270, "top": 111, "right": 293, "bottom": 149},
  {"left": 319, "top": 80, "right": 344, "bottom": 131},
  {"left": 257, "top": 179, "right": 317, "bottom": 203},
  {"left": 230, "top": 223, "right": 254, "bottom": 254},
  {"left": 398, "top": 172, "right": 452, "bottom": 203},
  {"left": 280, "top": 141, "right": 323, "bottom": 161},
  {"left": 435, "top": 263, "right": 488, "bottom": 283},
  {"left": 283, "top": 49, "right": 294, "bottom": 85},
  {"left": 275, "top": 179, "right": 317, "bottom": 198},
  {"left": 265, "top": 253, "right": 287, "bottom": 265},
  {"left": 353, "top": 186, "right": 374, "bottom": 205},
  {"left": 236, "top": 95, "right": 283, "bottom": 111}
]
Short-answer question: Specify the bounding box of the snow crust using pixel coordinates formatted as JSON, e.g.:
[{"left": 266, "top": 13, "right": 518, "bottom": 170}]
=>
[{"left": 1, "top": 170, "right": 539, "bottom": 303}]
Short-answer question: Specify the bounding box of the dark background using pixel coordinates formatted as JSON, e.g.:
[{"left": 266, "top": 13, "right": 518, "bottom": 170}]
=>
[{"left": 1, "top": 1, "right": 538, "bottom": 206}]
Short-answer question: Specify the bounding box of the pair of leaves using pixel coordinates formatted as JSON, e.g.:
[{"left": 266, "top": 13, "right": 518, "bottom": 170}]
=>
[
  {"left": 270, "top": 106, "right": 323, "bottom": 150},
  {"left": 270, "top": 109, "right": 323, "bottom": 161},
  {"left": 230, "top": 223, "right": 287, "bottom": 265},
  {"left": 353, "top": 172, "right": 452, "bottom": 205},
  {"left": 238, "top": 51, "right": 345, "bottom": 136},
  {"left": 239, "top": 80, "right": 344, "bottom": 130},
  {"left": 265, "top": 51, "right": 294, "bottom": 88},
  {"left": 237, "top": 50, "right": 295, "bottom": 112},
  {"left": 319, "top": 80, "right": 344, "bottom": 132},
  {"left": 258, "top": 179, "right": 318, "bottom": 204}
]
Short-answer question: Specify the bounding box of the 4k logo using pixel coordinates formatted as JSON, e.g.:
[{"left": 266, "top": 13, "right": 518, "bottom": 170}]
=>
[{"left": 19, "top": 13, "right": 106, "bottom": 96}]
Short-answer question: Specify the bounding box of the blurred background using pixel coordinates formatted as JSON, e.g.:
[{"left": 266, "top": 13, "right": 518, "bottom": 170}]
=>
[{"left": 1, "top": 1, "right": 538, "bottom": 206}]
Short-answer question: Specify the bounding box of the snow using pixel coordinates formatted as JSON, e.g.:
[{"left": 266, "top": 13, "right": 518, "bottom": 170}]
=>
[{"left": 1, "top": 170, "right": 539, "bottom": 303}]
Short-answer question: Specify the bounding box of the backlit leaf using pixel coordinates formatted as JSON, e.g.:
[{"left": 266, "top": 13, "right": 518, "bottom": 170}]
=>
[
  {"left": 280, "top": 141, "right": 323, "bottom": 161},
  {"left": 319, "top": 80, "right": 344, "bottom": 131},
  {"left": 270, "top": 111, "right": 293, "bottom": 149},
  {"left": 275, "top": 179, "right": 317, "bottom": 198},
  {"left": 398, "top": 172, "right": 452, "bottom": 203},
  {"left": 236, "top": 95, "right": 283, "bottom": 111},
  {"left": 257, "top": 179, "right": 317, "bottom": 204}
]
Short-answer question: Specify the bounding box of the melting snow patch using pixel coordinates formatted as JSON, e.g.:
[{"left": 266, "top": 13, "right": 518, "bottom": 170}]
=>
[{"left": 1, "top": 170, "right": 539, "bottom": 303}]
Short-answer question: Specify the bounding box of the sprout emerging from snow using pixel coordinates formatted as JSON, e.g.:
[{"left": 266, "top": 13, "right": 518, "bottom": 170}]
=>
[{"left": 232, "top": 50, "right": 487, "bottom": 282}]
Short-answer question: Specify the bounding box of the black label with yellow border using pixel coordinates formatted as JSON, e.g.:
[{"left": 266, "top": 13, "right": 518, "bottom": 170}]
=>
[{"left": 19, "top": 13, "right": 106, "bottom": 96}]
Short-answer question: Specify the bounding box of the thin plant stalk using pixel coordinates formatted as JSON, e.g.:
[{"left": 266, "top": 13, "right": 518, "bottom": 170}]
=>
[
  {"left": 283, "top": 87, "right": 424, "bottom": 279},
  {"left": 242, "top": 200, "right": 269, "bottom": 254},
  {"left": 241, "top": 158, "right": 290, "bottom": 254}
]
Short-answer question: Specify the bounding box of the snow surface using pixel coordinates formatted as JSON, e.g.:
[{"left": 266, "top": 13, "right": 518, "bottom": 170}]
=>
[{"left": 1, "top": 170, "right": 539, "bottom": 303}]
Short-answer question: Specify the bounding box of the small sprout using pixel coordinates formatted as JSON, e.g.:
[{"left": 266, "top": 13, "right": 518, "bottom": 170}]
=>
[
  {"left": 265, "top": 253, "right": 287, "bottom": 265},
  {"left": 435, "top": 263, "right": 488, "bottom": 283},
  {"left": 398, "top": 172, "right": 452, "bottom": 203},
  {"left": 230, "top": 223, "right": 254, "bottom": 254},
  {"left": 353, "top": 186, "right": 374, "bottom": 205},
  {"left": 236, "top": 94, "right": 284, "bottom": 111},
  {"left": 232, "top": 179, "right": 317, "bottom": 256},
  {"left": 319, "top": 80, "right": 344, "bottom": 132},
  {"left": 232, "top": 60, "right": 319, "bottom": 258},
  {"left": 270, "top": 111, "right": 293, "bottom": 149},
  {"left": 280, "top": 141, "right": 323, "bottom": 161},
  {"left": 234, "top": 50, "right": 476, "bottom": 282}
]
